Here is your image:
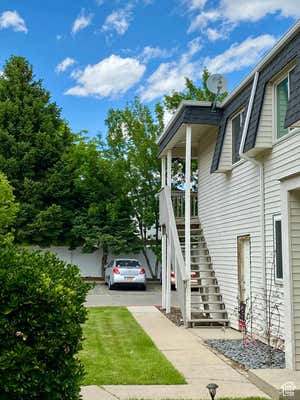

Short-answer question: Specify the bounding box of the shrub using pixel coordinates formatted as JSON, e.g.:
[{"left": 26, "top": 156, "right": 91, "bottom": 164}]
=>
[{"left": 0, "top": 245, "right": 90, "bottom": 399}]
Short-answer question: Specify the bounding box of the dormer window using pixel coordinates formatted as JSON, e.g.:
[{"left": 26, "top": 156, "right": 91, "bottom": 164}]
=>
[
  {"left": 275, "top": 74, "right": 289, "bottom": 139},
  {"left": 231, "top": 110, "right": 244, "bottom": 164}
]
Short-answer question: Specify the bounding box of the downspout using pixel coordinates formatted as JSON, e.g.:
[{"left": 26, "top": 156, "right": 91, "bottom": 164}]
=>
[{"left": 239, "top": 71, "right": 267, "bottom": 323}]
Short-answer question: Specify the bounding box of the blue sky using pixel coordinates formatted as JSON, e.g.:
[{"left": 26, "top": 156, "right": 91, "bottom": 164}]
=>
[{"left": 0, "top": 1, "right": 299, "bottom": 138}]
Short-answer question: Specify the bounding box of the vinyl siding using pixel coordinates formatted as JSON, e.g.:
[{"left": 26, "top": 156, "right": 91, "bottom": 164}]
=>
[
  {"left": 198, "top": 139, "right": 263, "bottom": 331},
  {"left": 218, "top": 119, "right": 232, "bottom": 171},
  {"left": 198, "top": 127, "right": 300, "bottom": 339},
  {"left": 255, "top": 83, "right": 273, "bottom": 149},
  {"left": 289, "top": 189, "right": 300, "bottom": 369}
]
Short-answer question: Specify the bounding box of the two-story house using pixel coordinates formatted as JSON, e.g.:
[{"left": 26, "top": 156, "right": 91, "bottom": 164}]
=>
[{"left": 159, "top": 20, "right": 300, "bottom": 371}]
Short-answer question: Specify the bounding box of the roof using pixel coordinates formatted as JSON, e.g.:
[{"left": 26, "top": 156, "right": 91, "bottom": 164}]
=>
[
  {"left": 157, "top": 20, "right": 300, "bottom": 171},
  {"left": 158, "top": 102, "right": 223, "bottom": 156}
]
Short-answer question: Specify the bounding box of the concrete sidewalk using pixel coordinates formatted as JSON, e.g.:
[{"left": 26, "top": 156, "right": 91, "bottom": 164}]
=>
[{"left": 81, "top": 306, "right": 268, "bottom": 399}]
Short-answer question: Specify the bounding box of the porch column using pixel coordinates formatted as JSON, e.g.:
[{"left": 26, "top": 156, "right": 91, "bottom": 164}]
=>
[
  {"left": 161, "top": 157, "right": 166, "bottom": 188},
  {"left": 166, "top": 231, "right": 171, "bottom": 314},
  {"left": 167, "top": 150, "right": 172, "bottom": 188},
  {"left": 161, "top": 226, "right": 167, "bottom": 309},
  {"left": 185, "top": 125, "right": 191, "bottom": 321},
  {"left": 166, "top": 149, "right": 172, "bottom": 313}
]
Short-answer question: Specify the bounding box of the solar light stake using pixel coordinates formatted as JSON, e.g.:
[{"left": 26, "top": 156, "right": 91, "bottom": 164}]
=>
[{"left": 206, "top": 383, "right": 218, "bottom": 400}]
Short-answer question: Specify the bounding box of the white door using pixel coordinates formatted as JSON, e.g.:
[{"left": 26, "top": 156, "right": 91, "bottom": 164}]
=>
[{"left": 238, "top": 236, "right": 251, "bottom": 321}]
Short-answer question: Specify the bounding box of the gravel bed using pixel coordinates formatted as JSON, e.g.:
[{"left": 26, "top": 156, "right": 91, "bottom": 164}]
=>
[{"left": 206, "top": 339, "right": 285, "bottom": 369}]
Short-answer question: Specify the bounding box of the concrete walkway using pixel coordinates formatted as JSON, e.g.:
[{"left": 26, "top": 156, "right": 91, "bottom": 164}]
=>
[{"left": 81, "top": 306, "right": 268, "bottom": 399}]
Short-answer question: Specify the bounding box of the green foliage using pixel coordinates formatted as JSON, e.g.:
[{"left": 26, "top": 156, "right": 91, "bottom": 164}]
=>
[
  {"left": 0, "top": 56, "right": 73, "bottom": 245},
  {"left": 164, "top": 68, "right": 228, "bottom": 113},
  {"left": 105, "top": 98, "right": 162, "bottom": 277},
  {"left": 0, "top": 245, "right": 90, "bottom": 399},
  {"left": 0, "top": 172, "right": 19, "bottom": 242}
]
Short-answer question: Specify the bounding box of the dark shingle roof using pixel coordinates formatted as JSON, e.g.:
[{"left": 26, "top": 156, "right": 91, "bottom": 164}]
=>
[
  {"left": 158, "top": 105, "right": 223, "bottom": 156},
  {"left": 211, "top": 32, "right": 300, "bottom": 172}
]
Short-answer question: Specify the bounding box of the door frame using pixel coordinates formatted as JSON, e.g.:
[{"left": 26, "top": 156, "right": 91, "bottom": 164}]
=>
[
  {"left": 237, "top": 235, "right": 251, "bottom": 326},
  {"left": 280, "top": 173, "right": 300, "bottom": 370}
]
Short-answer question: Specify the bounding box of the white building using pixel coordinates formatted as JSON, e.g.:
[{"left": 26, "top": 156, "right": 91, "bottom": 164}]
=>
[{"left": 159, "top": 20, "right": 300, "bottom": 371}]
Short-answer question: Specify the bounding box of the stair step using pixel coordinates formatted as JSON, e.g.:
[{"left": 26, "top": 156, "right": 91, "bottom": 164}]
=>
[
  {"left": 191, "top": 284, "right": 220, "bottom": 288},
  {"left": 190, "top": 318, "right": 229, "bottom": 323},
  {"left": 191, "top": 301, "right": 225, "bottom": 305},
  {"left": 191, "top": 276, "right": 217, "bottom": 280}
]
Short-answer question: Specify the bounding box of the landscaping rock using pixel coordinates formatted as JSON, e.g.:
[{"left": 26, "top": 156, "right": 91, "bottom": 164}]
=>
[{"left": 206, "top": 339, "right": 285, "bottom": 369}]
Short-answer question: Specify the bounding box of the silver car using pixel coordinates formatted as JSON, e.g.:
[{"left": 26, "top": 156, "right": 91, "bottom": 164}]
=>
[{"left": 104, "top": 258, "right": 147, "bottom": 290}]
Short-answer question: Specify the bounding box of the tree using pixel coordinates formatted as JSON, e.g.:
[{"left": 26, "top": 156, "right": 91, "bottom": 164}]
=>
[
  {"left": 164, "top": 68, "right": 228, "bottom": 113},
  {"left": 105, "top": 98, "right": 163, "bottom": 277},
  {"left": 0, "top": 56, "right": 74, "bottom": 245},
  {"left": 47, "top": 138, "right": 141, "bottom": 274},
  {"left": 0, "top": 172, "right": 19, "bottom": 243}
]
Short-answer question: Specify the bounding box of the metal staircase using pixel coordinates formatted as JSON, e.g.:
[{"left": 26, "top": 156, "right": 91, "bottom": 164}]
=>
[{"left": 177, "top": 218, "right": 229, "bottom": 327}]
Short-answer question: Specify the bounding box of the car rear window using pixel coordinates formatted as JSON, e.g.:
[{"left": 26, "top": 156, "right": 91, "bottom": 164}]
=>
[{"left": 115, "top": 260, "right": 140, "bottom": 267}]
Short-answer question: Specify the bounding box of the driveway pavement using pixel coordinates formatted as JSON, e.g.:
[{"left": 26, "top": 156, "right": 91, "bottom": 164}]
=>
[{"left": 85, "top": 282, "right": 179, "bottom": 307}]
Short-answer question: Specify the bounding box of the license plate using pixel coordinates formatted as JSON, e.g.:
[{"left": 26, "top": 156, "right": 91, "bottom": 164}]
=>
[{"left": 125, "top": 277, "right": 134, "bottom": 281}]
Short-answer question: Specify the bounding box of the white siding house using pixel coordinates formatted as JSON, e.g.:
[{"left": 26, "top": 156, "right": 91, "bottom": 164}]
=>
[{"left": 158, "top": 20, "right": 300, "bottom": 371}]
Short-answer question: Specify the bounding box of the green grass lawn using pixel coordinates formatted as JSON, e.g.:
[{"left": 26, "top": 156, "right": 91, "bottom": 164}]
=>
[{"left": 80, "top": 307, "right": 186, "bottom": 385}]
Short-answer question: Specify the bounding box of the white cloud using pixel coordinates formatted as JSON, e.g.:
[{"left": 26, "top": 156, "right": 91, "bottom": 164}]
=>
[
  {"left": 0, "top": 10, "right": 27, "bottom": 33},
  {"left": 56, "top": 57, "right": 76, "bottom": 74},
  {"left": 102, "top": 8, "right": 132, "bottom": 35},
  {"left": 139, "top": 39, "right": 202, "bottom": 102},
  {"left": 188, "top": 10, "right": 220, "bottom": 32},
  {"left": 183, "top": 0, "right": 207, "bottom": 11},
  {"left": 206, "top": 28, "right": 223, "bottom": 41},
  {"left": 188, "top": 0, "right": 300, "bottom": 38},
  {"left": 65, "top": 54, "right": 145, "bottom": 98},
  {"left": 204, "top": 34, "right": 277, "bottom": 74},
  {"left": 220, "top": 0, "right": 300, "bottom": 22},
  {"left": 139, "top": 46, "right": 174, "bottom": 63},
  {"left": 72, "top": 10, "right": 92, "bottom": 35}
]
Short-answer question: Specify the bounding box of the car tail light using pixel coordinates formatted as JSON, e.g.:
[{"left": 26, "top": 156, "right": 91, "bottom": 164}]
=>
[
  {"left": 113, "top": 267, "right": 120, "bottom": 274},
  {"left": 139, "top": 268, "right": 146, "bottom": 275}
]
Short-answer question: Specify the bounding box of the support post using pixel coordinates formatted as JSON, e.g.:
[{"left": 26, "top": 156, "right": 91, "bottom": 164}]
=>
[
  {"left": 185, "top": 125, "right": 191, "bottom": 322},
  {"left": 161, "top": 157, "right": 166, "bottom": 188},
  {"left": 161, "top": 226, "right": 167, "bottom": 309},
  {"left": 166, "top": 233, "right": 171, "bottom": 314},
  {"left": 167, "top": 150, "right": 172, "bottom": 188}
]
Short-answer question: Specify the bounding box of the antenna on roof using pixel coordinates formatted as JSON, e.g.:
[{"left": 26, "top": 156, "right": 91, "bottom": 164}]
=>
[{"left": 207, "top": 74, "right": 228, "bottom": 110}]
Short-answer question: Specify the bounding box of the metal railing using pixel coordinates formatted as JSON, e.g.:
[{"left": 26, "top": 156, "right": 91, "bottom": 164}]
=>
[
  {"left": 160, "top": 187, "right": 190, "bottom": 324},
  {"left": 171, "top": 190, "right": 198, "bottom": 219}
]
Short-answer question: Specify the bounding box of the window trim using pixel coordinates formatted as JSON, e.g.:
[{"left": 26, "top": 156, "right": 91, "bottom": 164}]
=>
[
  {"left": 273, "top": 68, "right": 295, "bottom": 142},
  {"left": 231, "top": 108, "right": 245, "bottom": 166},
  {"left": 273, "top": 214, "right": 283, "bottom": 284}
]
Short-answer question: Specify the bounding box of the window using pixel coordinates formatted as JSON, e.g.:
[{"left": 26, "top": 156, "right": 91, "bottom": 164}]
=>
[
  {"left": 276, "top": 75, "right": 289, "bottom": 139},
  {"left": 274, "top": 215, "right": 283, "bottom": 281},
  {"left": 232, "top": 110, "right": 244, "bottom": 164}
]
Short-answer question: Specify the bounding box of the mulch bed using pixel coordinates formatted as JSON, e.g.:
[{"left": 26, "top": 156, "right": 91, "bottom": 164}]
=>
[{"left": 156, "top": 306, "right": 184, "bottom": 326}]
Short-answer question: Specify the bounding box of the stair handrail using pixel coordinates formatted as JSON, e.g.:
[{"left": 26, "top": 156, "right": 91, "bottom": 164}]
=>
[{"left": 160, "top": 187, "right": 189, "bottom": 282}]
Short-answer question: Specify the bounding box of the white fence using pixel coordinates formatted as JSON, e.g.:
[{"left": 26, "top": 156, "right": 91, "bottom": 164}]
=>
[{"left": 29, "top": 246, "right": 160, "bottom": 278}]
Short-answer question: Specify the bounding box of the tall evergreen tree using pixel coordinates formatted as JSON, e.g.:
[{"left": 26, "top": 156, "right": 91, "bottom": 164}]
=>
[{"left": 0, "top": 56, "right": 73, "bottom": 244}]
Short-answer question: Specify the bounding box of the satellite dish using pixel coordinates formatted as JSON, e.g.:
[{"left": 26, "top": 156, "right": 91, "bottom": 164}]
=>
[{"left": 207, "top": 74, "right": 228, "bottom": 95}]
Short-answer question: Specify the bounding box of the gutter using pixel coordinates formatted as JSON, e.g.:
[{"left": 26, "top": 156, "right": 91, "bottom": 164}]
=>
[{"left": 239, "top": 71, "right": 267, "bottom": 322}]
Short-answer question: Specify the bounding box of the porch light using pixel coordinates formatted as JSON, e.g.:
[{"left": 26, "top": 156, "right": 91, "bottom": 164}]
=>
[{"left": 206, "top": 383, "right": 218, "bottom": 400}]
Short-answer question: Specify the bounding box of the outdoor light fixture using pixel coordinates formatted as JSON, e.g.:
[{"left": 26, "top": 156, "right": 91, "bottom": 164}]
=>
[{"left": 206, "top": 383, "right": 218, "bottom": 400}]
